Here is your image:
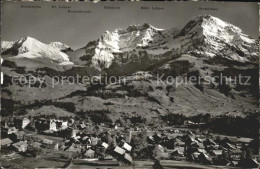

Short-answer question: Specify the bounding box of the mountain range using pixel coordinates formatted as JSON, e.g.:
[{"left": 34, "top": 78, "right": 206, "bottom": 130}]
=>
[{"left": 1, "top": 15, "right": 259, "bottom": 119}]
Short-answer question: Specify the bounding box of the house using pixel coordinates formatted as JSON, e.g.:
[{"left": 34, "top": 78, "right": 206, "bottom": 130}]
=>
[
  {"left": 114, "top": 146, "right": 126, "bottom": 155},
  {"left": 65, "top": 143, "right": 81, "bottom": 153},
  {"left": 237, "top": 137, "right": 252, "bottom": 144},
  {"left": 78, "top": 123, "right": 86, "bottom": 130},
  {"left": 198, "top": 152, "right": 212, "bottom": 165},
  {"left": 191, "top": 152, "right": 200, "bottom": 161},
  {"left": 147, "top": 136, "right": 155, "bottom": 144},
  {"left": 43, "top": 130, "right": 54, "bottom": 134},
  {"left": 124, "top": 153, "right": 133, "bottom": 163},
  {"left": 49, "top": 121, "right": 57, "bottom": 131},
  {"left": 12, "top": 141, "right": 28, "bottom": 152},
  {"left": 174, "top": 129, "right": 179, "bottom": 133},
  {"left": 184, "top": 120, "right": 195, "bottom": 125},
  {"left": 156, "top": 109, "right": 166, "bottom": 115},
  {"left": 175, "top": 138, "right": 185, "bottom": 146},
  {"left": 222, "top": 142, "right": 236, "bottom": 150},
  {"left": 7, "top": 127, "right": 18, "bottom": 135},
  {"left": 101, "top": 142, "right": 109, "bottom": 149},
  {"left": 42, "top": 139, "right": 54, "bottom": 145},
  {"left": 84, "top": 149, "right": 95, "bottom": 158},
  {"left": 14, "top": 131, "right": 25, "bottom": 140},
  {"left": 212, "top": 150, "right": 223, "bottom": 156},
  {"left": 1, "top": 138, "right": 13, "bottom": 148},
  {"left": 32, "top": 142, "right": 42, "bottom": 149},
  {"left": 171, "top": 147, "right": 184, "bottom": 157},
  {"left": 22, "top": 118, "right": 30, "bottom": 129},
  {"left": 122, "top": 142, "right": 132, "bottom": 152},
  {"left": 90, "top": 137, "right": 98, "bottom": 146},
  {"left": 54, "top": 143, "right": 59, "bottom": 150},
  {"left": 197, "top": 148, "right": 207, "bottom": 154},
  {"left": 61, "top": 121, "right": 68, "bottom": 129},
  {"left": 229, "top": 161, "right": 238, "bottom": 167},
  {"left": 71, "top": 129, "right": 77, "bottom": 138},
  {"left": 153, "top": 144, "right": 168, "bottom": 159},
  {"left": 196, "top": 137, "right": 204, "bottom": 143},
  {"left": 191, "top": 141, "right": 204, "bottom": 149},
  {"left": 205, "top": 144, "right": 218, "bottom": 152},
  {"left": 204, "top": 138, "right": 217, "bottom": 146},
  {"left": 153, "top": 134, "right": 162, "bottom": 143}
]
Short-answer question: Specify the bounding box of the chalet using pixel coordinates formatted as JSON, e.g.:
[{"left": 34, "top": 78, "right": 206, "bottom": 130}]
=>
[
  {"left": 197, "top": 148, "right": 207, "bottom": 154},
  {"left": 122, "top": 142, "right": 132, "bottom": 152},
  {"left": 61, "top": 121, "right": 68, "bottom": 129},
  {"left": 42, "top": 138, "right": 54, "bottom": 145},
  {"left": 184, "top": 120, "right": 195, "bottom": 125},
  {"left": 43, "top": 130, "right": 54, "bottom": 134},
  {"left": 222, "top": 142, "right": 236, "bottom": 150},
  {"left": 22, "top": 118, "right": 30, "bottom": 129},
  {"left": 124, "top": 153, "right": 133, "bottom": 163},
  {"left": 10, "top": 131, "right": 25, "bottom": 141},
  {"left": 186, "top": 135, "right": 196, "bottom": 144},
  {"left": 230, "top": 161, "right": 238, "bottom": 167},
  {"left": 191, "top": 152, "right": 200, "bottom": 161},
  {"left": 71, "top": 129, "right": 77, "bottom": 138},
  {"left": 66, "top": 144, "right": 81, "bottom": 153},
  {"left": 198, "top": 152, "right": 213, "bottom": 165},
  {"left": 175, "top": 138, "right": 185, "bottom": 147},
  {"left": 78, "top": 123, "right": 86, "bottom": 130},
  {"left": 156, "top": 109, "right": 166, "bottom": 115},
  {"left": 32, "top": 142, "right": 42, "bottom": 149},
  {"left": 204, "top": 138, "right": 217, "bottom": 146},
  {"left": 54, "top": 143, "right": 59, "bottom": 150},
  {"left": 196, "top": 137, "right": 205, "bottom": 143},
  {"left": 90, "top": 137, "right": 98, "bottom": 146},
  {"left": 237, "top": 137, "right": 252, "bottom": 145},
  {"left": 171, "top": 147, "right": 184, "bottom": 157},
  {"left": 101, "top": 142, "right": 109, "bottom": 149},
  {"left": 49, "top": 121, "right": 57, "bottom": 131},
  {"left": 153, "top": 133, "right": 162, "bottom": 143},
  {"left": 212, "top": 150, "right": 223, "bottom": 156},
  {"left": 205, "top": 145, "right": 218, "bottom": 152},
  {"left": 1, "top": 138, "right": 13, "bottom": 148},
  {"left": 12, "top": 141, "right": 28, "bottom": 152},
  {"left": 147, "top": 135, "right": 155, "bottom": 144},
  {"left": 84, "top": 149, "right": 95, "bottom": 158},
  {"left": 191, "top": 141, "right": 204, "bottom": 149},
  {"left": 7, "top": 127, "right": 18, "bottom": 135},
  {"left": 114, "top": 146, "right": 126, "bottom": 155}
]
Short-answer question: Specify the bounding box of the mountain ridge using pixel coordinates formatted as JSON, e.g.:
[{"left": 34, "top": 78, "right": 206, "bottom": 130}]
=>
[{"left": 1, "top": 15, "right": 258, "bottom": 118}]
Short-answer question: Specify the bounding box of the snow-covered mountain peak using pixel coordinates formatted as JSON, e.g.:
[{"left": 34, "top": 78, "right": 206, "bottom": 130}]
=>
[
  {"left": 173, "top": 15, "right": 257, "bottom": 62},
  {"left": 49, "top": 42, "right": 71, "bottom": 51},
  {"left": 179, "top": 15, "right": 243, "bottom": 41},
  {"left": 1, "top": 41, "right": 15, "bottom": 52},
  {"left": 1, "top": 37, "right": 74, "bottom": 70},
  {"left": 89, "top": 23, "right": 167, "bottom": 69},
  {"left": 115, "top": 23, "right": 163, "bottom": 34},
  {"left": 98, "top": 23, "right": 164, "bottom": 50},
  {"left": 17, "top": 36, "right": 48, "bottom": 54}
]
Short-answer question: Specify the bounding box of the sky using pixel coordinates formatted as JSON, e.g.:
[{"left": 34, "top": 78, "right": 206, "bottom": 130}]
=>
[{"left": 1, "top": 1, "right": 259, "bottom": 49}]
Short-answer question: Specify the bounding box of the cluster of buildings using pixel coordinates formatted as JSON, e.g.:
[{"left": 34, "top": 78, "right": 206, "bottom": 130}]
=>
[
  {"left": 0, "top": 116, "right": 259, "bottom": 168},
  {"left": 0, "top": 116, "right": 134, "bottom": 166},
  {"left": 145, "top": 129, "right": 259, "bottom": 168}
]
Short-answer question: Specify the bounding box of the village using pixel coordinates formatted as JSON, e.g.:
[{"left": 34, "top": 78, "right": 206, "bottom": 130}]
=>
[{"left": 0, "top": 113, "right": 259, "bottom": 169}]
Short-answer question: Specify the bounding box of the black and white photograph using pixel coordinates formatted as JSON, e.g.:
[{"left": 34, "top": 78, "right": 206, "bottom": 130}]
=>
[{"left": 0, "top": 1, "right": 259, "bottom": 169}]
